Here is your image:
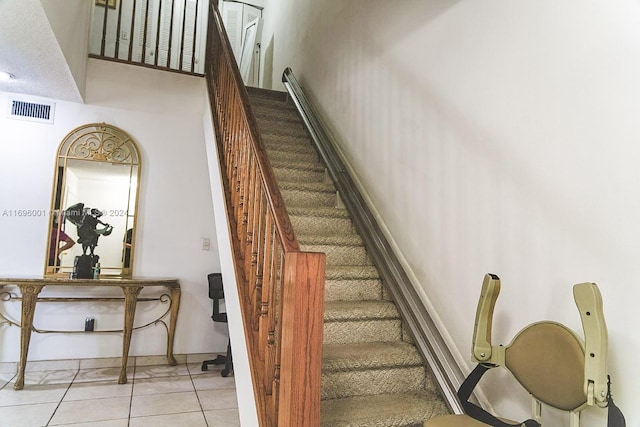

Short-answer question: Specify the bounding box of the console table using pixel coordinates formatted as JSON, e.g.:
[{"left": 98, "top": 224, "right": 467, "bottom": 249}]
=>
[{"left": 0, "top": 277, "right": 181, "bottom": 390}]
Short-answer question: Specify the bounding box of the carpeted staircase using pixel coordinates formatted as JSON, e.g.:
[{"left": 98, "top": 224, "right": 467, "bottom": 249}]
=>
[{"left": 246, "top": 87, "right": 450, "bottom": 427}]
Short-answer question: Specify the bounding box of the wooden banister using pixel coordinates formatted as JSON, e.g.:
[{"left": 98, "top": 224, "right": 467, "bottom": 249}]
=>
[{"left": 205, "top": 3, "right": 325, "bottom": 426}]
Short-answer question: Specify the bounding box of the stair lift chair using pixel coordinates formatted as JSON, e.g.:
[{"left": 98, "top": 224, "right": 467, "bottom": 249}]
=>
[
  {"left": 424, "top": 273, "right": 624, "bottom": 427},
  {"left": 201, "top": 273, "right": 233, "bottom": 377}
]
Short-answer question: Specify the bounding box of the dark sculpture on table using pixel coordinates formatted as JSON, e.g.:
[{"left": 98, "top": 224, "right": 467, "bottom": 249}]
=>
[{"left": 64, "top": 203, "right": 113, "bottom": 279}]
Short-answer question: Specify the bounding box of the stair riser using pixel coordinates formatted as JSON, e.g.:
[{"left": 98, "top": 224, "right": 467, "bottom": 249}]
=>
[
  {"left": 282, "top": 189, "right": 336, "bottom": 208},
  {"left": 263, "top": 134, "right": 316, "bottom": 149},
  {"left": 254, "top": 110, "right": 301, "bottom": 124},
  {"left": 323, "top": 319, "right": 402, "bottom": 344},
  {"left": 290, "top": 215, "right": 354, "bottom": 235},
  {"left": 301, "top": 244, "right": 370, "bottom": 265},
  {"left": 264, "top": 142, "right": 318, "bottom": 157},
  {"left": 248, "top": 96, "right": 292, "bottom": 109},
  {"left": 321, "top": 366, "right": 427, "bottom": 400},
  {"left": 325, "top": 279, "right": 382, "bottom": 302},
  {"left": 274, "top": 167, "right": 326, "bottom": 183},
  {"left": 271, "top": 160, "right": 325, "bottom": 174},
  {"left": 252, "top": 103, "right": 298, "bottom": 115},
  {"left": 257, "top": 118, "right": 308, "bottom": 133},
  {"left": 267, "top": 148, "right": 320, "bottom": 164},
  {"left": 257, "top": 125, "right": 309, "bottom": 139}
]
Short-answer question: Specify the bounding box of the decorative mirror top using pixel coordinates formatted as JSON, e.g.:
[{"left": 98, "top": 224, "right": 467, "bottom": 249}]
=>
[{"left": 59, "top": 123, "right": 140, "bottom": 164}]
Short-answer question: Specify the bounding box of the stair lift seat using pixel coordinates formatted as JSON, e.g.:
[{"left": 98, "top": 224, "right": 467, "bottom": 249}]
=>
[{"left": 424, "top": 273, "right": 622, "bottom": 427}]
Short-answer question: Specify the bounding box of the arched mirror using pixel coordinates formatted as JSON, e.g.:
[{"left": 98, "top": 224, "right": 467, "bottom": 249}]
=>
[{"left": 45, "top": 123, "right": 141, "bottom": 278}]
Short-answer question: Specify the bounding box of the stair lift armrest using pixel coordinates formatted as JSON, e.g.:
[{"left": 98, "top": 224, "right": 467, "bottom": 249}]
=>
[
  {"left": 573, "top": 282, "right": 609, "bottom": 406},
  {"left": 473, "top": 274, "right": 503, "bottom": 364}
]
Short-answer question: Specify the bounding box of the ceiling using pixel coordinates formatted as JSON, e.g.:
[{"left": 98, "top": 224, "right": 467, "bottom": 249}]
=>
[{"left": 0, "top": 0, "right": 90, "bottom": 103}]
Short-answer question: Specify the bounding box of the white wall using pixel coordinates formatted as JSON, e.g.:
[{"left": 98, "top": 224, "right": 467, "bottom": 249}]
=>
[
  {"left": 40, "top": 0, "right": 92, "bottom": 100},
  {"left": 261, "top": 0, "right": 639, "bottom": 425},
  {"left": 202, "top": 100, "right": 259, "bottom": 427},
  {"left": 0, "top": 59, "right": 227, "bottom": 361}
]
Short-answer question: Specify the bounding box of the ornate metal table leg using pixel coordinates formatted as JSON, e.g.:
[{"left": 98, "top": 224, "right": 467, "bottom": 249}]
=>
[
  {"left": 15, "top": 284, "right": 44, "bottom": 390},
  {"left": 119, "top": 286, "right": 142, "bottom": 384},
  {"left": 166, "top": 285, "right": 181, "bottom": 365}
]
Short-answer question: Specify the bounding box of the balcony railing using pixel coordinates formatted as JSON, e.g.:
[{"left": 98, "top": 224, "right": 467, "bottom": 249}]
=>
[{"left": 90, "top": 0, "right": 208, "bottom": 75}]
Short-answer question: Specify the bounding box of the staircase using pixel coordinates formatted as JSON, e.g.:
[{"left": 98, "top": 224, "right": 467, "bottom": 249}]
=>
[{"left": 246, "top": 87, "right": 450, "bottom": 427}]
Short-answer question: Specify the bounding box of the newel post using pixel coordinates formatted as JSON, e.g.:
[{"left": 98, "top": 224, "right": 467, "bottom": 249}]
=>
[{"left": 278, "top": 251, "right": 326, "bottom": 426}]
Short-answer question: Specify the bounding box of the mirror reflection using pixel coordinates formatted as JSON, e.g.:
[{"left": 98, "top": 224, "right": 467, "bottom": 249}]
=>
[{"left": 46, "top": 123, "right": 141, "bottom": 278}]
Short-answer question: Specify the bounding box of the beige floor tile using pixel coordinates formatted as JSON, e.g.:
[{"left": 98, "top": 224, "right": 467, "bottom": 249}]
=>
[
  {"left": 197, "top": 388, "right": 238, "bottom": 411},
  {"left": 133, "top": 375, "right": 195, "bottom": 396},
  {"left": 130, "top": 390, "right": 201, "bottom": 417},
  {"left": 129, "top": 411, "right": 208, "bottom": 427},
  {"left": 73, "top": 366, "right": 133, "bottom": 384},
  {"left": 204, "top": 408, "right": 241, "bottom": 427},
  {"left": 65, "top": 380, "right": 133, "bottom": 401},
  {"left": 0, "top": 372, "right": 16, "bottom": 389},
  {"left": 0, "top": 402, "right": 58, "bottom": 427},
  {"left": 186, "top": 353, "right": 219, "bottom": 365},
  {"left": 0, "top": 353, "right": 241, "bottom": 426},
  {"left": 79, "top": 357, "right": 130, "bottom": 370},
  {"left": 192, "top": 372, "right": 236, "bottom": 391},
  {"left": 0, "top": 383, "right": 68, "bottom": 406},
  {"left": 133, "top": 363, "right": 190, "bottom": 379},
  {"left": 52, "top": 420, "right": 129, "bottom": 427},
  {"left": 0, "top": 362, "right": 17, "bottom": 375},
  {"left": 22, "top": 369, "right": 77, "bottom": 386},
  {"left": 188, "top": 360, "right": 226, "bottom": 376},
  {"left": 49, "top": 396, "right": 131, "bottom": 425},
  {"left": 134, "top": 354, "right": 186, "bottom": 366},
  {"left": 25, "top": 359, "right": 80, "bottom": 372}
]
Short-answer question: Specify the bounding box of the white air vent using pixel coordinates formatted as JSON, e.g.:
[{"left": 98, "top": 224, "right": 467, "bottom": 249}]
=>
[{"left": 8, "top": 99, "right": 55, "bottom": 124}]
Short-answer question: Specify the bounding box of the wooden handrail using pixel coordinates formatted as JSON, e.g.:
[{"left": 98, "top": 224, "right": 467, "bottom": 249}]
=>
[{"left": 205, "top": 4, "right": 325, "bottom": 426}]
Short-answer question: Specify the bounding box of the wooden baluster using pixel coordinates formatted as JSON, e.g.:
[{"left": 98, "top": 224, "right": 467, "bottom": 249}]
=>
[
  {"left": 244, "top": 155, "right": 257, "bottom": 278},
  {"left": 249, "top": 182, "right": 265, "bottom": 316},
  {"left": 258, "top": 210, "right": 274, "bottom": 334}
]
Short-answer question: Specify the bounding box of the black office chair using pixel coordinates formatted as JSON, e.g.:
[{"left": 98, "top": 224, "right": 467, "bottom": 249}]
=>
[{"left": 201, "top": 273, "right": 233, "bottom": 377}]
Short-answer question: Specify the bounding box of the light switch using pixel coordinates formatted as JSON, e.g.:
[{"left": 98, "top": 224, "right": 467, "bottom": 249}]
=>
[{"left": 202, "top": 237, "right": 211, "bottom": 251}]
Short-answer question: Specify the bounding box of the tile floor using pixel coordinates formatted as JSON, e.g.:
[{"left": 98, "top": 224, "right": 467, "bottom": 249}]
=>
[{"left": 0, "top": 353, "right": 240, "bottom": 427}]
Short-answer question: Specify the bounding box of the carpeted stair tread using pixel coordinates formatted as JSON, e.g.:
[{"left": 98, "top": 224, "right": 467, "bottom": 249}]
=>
[
  {"left": 325, "top": 265, "right": 379, "bottom": 280},
  {"left": 255, "top": 112, "right": 303, "bottom": 129},
  {"left": 320, "top": 392, "right": 449, "bottom": 427},
  {"left": 246, "top": 86, "right": 288, "bottom": 102},
  {"left": 289, "top": 209, "right": 354, "bottom": 235},
  {"left": 247, "top": 96, "right": 294, "bottom": 112},
  {"left": 298, "top": 233, "right": 363, "bottom": 247},
  {"left": 270, "top": 157, "right": 324, "bottom": 173},
  {"left": 280, "top": 180, "right": 336, "bottom": 193},
  {"left": 264, "top": 140, "right": 318, "bottom": 157},
  {"left": 325, "top": 279, "right": 383, "bottom": 302},
  {"left": 287, "top": 206, "right": 350, "bottom": 218},
  {"left": 325, "top": 300, "right": 400, "bottom": 321},
  {"left": 249, "top": 98, "right": 297, "bottom": 113},
  {"left": 258, "top": 124, "right": 309, "bottom": 139},
  {"left": 251, "top": 104, "right": 296, "bottom": 118},
  {"left": 262, "top": 132, "right": 312, "bottom": 147},
  {"left": 323, "top": 342, "right": 423, "bottom": 372},
  {"left": 255, "top": 122, "right": 310, "bottom": 138},
  {"left": 266, "top": 146, "right": 319, "bottom": 164}
]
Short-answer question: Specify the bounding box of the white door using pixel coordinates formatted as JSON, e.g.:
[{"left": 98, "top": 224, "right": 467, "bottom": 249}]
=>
[
  {"left": 221, "top": 0, "right": 262, "bottom": 75},
  {"left": 239, "top": 16, "right": 260, "bottom": 85}
]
